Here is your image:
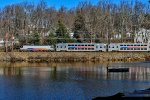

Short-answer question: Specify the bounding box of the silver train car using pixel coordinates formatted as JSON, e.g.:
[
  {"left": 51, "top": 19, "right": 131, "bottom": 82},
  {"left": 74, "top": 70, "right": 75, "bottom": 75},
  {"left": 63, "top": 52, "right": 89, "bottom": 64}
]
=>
[
  {"left": 108, "top": 43, "right": 150, "bottom": 51},
  {"left": 56, "top": 43, "right": 107, "bottom": 51}
]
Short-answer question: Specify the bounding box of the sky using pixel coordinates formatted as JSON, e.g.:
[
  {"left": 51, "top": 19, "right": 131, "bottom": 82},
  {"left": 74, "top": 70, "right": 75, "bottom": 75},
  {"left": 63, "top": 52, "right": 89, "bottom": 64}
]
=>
[
  {"left": 0, "top": 0, "right": 98, "bottom": 9},
  {"left": 0, "top": 0, "right": 149, "bottom": 9}
]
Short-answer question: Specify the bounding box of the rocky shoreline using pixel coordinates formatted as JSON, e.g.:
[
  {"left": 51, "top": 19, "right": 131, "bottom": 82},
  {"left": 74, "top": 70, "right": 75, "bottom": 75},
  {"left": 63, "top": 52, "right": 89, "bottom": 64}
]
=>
[{"left": 0, "top": 52, "right": 150, "bottom": 63}]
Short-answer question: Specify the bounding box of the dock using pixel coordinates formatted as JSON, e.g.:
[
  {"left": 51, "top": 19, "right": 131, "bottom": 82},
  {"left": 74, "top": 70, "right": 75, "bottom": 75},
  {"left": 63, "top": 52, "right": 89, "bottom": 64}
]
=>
[{"left": 107, "top": 67, "right": 129, "bottom": 72}]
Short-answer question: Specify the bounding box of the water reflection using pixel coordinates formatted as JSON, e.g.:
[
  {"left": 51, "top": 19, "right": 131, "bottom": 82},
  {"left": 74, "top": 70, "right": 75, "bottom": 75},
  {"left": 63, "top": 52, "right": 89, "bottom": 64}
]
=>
[
  {"left": 1, "top": 62, "right": 150, "bottom": 99},
  {"left": 1, "top": 62, "right": 150, "bottom": 81}
]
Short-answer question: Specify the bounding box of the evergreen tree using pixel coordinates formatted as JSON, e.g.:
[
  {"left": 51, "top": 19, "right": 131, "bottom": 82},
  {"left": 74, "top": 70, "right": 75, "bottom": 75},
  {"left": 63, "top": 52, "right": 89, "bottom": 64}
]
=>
[
  {"left": 32, "top": 32, "right": 40, "bottom": 45},
  {"left": 55, "top": 19, "right": 69, "bottom": 43},
  {"left": 47, "top": 32, "right": 57, "bottom": 45},
  {"left": 73, "top": 10, "right": 87, "bottom": 42}
]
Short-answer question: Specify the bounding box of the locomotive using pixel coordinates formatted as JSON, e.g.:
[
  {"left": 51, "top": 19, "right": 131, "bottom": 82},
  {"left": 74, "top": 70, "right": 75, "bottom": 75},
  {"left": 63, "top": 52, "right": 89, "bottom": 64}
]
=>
[{"left": 20, "top": 45, "right": 54, "bottom": 51}]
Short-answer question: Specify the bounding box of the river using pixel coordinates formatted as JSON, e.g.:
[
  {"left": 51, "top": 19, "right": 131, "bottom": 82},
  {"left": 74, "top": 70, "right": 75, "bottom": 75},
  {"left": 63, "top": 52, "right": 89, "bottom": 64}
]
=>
[{"left": 0, "top": 62, "right": 150, "bottom": 100}]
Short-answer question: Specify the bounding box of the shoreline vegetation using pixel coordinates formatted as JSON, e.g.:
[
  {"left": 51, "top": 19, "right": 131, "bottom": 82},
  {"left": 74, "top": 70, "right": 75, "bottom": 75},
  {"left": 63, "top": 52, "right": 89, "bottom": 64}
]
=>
[{"left": 1, "top": 52, "right": 150, "bottom": 63}]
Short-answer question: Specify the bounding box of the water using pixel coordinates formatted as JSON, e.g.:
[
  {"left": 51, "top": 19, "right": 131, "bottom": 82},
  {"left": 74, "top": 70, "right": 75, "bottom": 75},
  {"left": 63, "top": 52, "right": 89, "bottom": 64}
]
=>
[{"left": 0, "top": 62, "right": 150, "bottom": 100}]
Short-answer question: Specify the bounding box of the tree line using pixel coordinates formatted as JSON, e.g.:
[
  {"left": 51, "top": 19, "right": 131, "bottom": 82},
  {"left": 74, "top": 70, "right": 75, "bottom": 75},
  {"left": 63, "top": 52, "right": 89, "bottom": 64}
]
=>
[{"left": 0, "top": 0, "right": 149, "bottom": 45}]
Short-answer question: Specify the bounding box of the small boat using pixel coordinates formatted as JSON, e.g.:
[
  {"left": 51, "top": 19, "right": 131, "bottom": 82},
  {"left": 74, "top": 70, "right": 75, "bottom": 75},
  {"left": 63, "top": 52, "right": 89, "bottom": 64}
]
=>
[{"left": 107, "top": 67, "right": 129, "bottom": 72}]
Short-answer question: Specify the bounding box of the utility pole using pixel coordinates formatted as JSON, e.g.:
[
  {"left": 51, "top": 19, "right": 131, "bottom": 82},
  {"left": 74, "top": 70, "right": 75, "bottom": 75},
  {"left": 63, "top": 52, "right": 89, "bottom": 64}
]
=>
[
  {"left": 11, "top": 33, "right": 14, "bottom": 52},
  {"left": 5, "top": 33, "right": 8, "bottom": 54}
]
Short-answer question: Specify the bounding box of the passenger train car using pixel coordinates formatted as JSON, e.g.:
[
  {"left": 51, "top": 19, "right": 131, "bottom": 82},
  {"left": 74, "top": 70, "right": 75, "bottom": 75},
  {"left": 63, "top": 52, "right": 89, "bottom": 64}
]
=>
[
  {"left": 20, "top": 45, "right": 54, "bottom": 51},
  {"left": 56, "top": 43, "right": 107, "bottom": 51},
  {"left": 108, "top": 43, "right": 149, "bottom": 51}
]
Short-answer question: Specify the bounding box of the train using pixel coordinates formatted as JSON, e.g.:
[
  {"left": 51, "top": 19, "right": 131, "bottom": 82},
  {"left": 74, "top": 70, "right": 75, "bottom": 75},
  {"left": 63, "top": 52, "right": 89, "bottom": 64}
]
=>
[{"left": 19, "top": 43, "right": 150, "bottom": 52}]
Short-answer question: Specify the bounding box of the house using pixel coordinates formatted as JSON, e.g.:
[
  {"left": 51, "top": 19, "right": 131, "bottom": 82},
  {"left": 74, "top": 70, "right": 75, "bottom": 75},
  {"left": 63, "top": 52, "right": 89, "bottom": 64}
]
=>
[
  {"left": 134, "top": 28, "right": 150, "bottom": 43},
  {"left": 0, "top": 38, "right": 4, "bottom": 47},
  {"left": 69, "top": 32, "right": 74, "bottom": 38},
  {"left": 126, "top": 32, "right": 132, "bottom": 38}
]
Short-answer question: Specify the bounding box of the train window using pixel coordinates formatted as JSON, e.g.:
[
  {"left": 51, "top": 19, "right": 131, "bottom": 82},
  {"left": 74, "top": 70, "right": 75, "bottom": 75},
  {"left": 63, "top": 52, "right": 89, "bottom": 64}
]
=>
[
  {"left": 57, "top": 46, "right": 58, "bottom": 48},
  {"left": 85, "top": 48, "right": 87, "bottom": 50},
  {"left": 88, "top": 48, "right": 93, "bottom": 50},
  {"left": 131, "top": 48, "right": 133, "bottom": 50},
  {"left": 144, "top": 48, "right": 147, "bottom": 50},
  {"left": 141, "top": 48, "right": 143, "bottom": 50},
  {"left": 120, "top": 45, "right": 123, "bottom": 46},
  {"left": 116, "top": 46, "right": 118, "bottom": 48},
  {"left": 96, "top": 46, "right": 98, "bottom": 48},
  {"left": 85, "top": 45, "right": 87, "bottom": 46},
  {"left": 92, "top": 45, "right": 94, "bottom": 46},
  {"left": 69, "top": 48, "right": 73, "bottom": 50},
  {"left": 82, "top": 45, "right": 84, "bottom": 46},
  {"left": 127, "top": 48, "right": 130, "bottom": 50},
  {"left": 64, "top": 46, "right": 66, "bottom": 48},
  {"left": 61, "top": 46, "right": 62, "bottom": 48},
  {"left": 137, "top": 48, "right": 140, "bottom": 50}
]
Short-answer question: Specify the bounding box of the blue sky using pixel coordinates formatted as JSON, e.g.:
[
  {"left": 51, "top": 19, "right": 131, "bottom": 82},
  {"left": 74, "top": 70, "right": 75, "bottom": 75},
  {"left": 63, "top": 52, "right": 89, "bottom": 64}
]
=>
[
  {"left": 0, "top": 0, "right": 149, "bottom": 9},
  {"left": 0, "top": 0, "right": 99, "bottom": 9}
]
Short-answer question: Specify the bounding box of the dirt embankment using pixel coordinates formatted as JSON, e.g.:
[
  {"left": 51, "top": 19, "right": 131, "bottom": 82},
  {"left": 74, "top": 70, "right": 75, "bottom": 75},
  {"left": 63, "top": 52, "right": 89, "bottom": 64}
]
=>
[{"left": 0, "top": 52, "right": 149, "bottom": 63}]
